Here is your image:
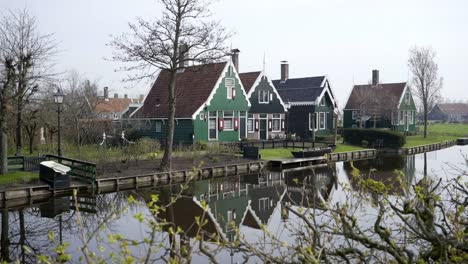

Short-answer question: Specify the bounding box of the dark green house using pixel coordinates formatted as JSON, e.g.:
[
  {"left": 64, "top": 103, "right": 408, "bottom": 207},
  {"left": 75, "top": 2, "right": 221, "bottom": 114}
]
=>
[
  {"left": 239, "top": 71, "right": 287, "bottom": 140},
  {"left": 130, "top": 60, "right": 250, "bottom": 143},
  {"left": 343, "top": 70, "right": 417, "bottom": 132},
  {"left": 272, "top": 61, "right": 338, "bottom": 139}
]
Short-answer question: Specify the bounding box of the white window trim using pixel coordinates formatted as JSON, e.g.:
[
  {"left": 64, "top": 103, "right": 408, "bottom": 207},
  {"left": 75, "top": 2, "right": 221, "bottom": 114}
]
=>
[
  {"left": 319, "top": 112, "right": 326, "bottom": 130},
  {"left": 223, "top": 111, "right": 234, "bottom": 131},
  {"left": 272, "top": 114, "right": 281, "bottom": 132},
  {"left": 309, "top": 113, "right": 319, "bottom": 131},
  {"left": 155, "top": 121, "right": 162, "bottom": 133},
  {"left": 258, "top": 90, "right": 269, "bottom": 104},
  {"left": 352, "top": 110, "right": 357, "bottom": 120},
  {"left": 208, "top": 111, "right": 218, "bottom": 141},
  {"left": 247, "top": 114, "right": 254, "bottom": 133},
  {"left": 399, "top": 111, "right": 404, "bottom": 125}
]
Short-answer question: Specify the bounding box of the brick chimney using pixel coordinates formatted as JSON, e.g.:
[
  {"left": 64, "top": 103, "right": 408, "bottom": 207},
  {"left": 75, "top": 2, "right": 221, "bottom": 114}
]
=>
[
  {"left": 231, "top": 48, "right": 240, "bottom": 72},
  {"left": 104, "top": 87, "right": 109, "bottom": 98},
  {"left": 124, "top": 94, "right": 128, "bottom": 99},
  {"left": 178, "top": 43, "right": 189, "bottom": 68},
  {"left": 372, "top": 69, "right": 379, "bottom": 85},
  {"left": 281, "top": 61, "right": 289, "bottom": 81},
  {"left": 114, "top": 93, "right": 118, "bottom": 98}
]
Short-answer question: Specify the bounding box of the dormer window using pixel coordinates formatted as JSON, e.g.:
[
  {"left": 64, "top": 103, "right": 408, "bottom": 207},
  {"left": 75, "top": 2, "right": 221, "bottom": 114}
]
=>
[
  {"left": 259, "top": 90, "right": 269, "bottom": 104},
  {"left": 226, "top": 78, "right": 234, "bottom": 99}
]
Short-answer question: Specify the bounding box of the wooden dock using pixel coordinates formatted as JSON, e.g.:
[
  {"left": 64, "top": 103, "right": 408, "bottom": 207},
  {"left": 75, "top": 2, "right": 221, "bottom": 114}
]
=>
[
  {"left": 401, "top": 140, "right": 456, "bottom": 155},
  {"left": 0, "top": 161, "right": 263, "bottom": 207},
  {"left": 269, "top": 149, "right": 377, "bottom": 169}
]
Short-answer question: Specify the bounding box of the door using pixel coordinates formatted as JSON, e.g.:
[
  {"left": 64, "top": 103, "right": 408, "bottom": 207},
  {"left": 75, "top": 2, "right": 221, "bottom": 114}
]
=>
[
  {"left": 259, "top": 119, "right": 267, "bottom": 140},
  {"left": 240, "top": 111, "right": 246, "bottom": 139},
  {"left": 208, "top": 111, "right": 217, "bottom": 140}
]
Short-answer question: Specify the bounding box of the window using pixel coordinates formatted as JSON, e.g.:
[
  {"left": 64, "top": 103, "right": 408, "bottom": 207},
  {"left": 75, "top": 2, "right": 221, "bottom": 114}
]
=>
[
  {"left": 319, "top": 112, "right": 326, "bottom": 129},
  {"left": 309, "top": 113, "right": 318, "bottom": 130},
  {"left": 352, "top": 111, "right": 358, "bottom": 120},
  {"left": 226, "top": 78, "right": 234, "bottom": 99},
  {"left": 259, "top": 198, "right": 270, "bottom": 211},
  {"left": 321, "top": 98, "right": 325, "bottom": 106},
  {"left": 399, "top": 111, "right": 404, "bottom": 125},
  {"left": 199, "top": 113, "right": 205, "bottom": 120},
  {"left": 272, "top": 114, "right": 281, "bottom": 131},
  {"left": 408, "top": 111, "right": 413, "bottom": 124},
  {"left": 208, "top": 111, "right": 217, "bottom": 140},
  {"left": 224, "top": 111, "right": 234, "bottom": 130},
  {"left": 405, "top": 92, "right": 410, "bottom": 105},
  {"left": 155, "top": 121, "right": 162, "bottom": 132},
  {"left": 247, "top": 114, "right": 254, "bottom": 132},
  {"left": 258, "top": 90, "right": 269, "bottom": 103}
]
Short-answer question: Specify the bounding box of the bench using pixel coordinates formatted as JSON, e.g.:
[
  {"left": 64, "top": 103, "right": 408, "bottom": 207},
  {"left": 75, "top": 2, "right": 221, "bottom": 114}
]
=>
[{"left": 243, "top": 146, "right": 261, "bottom": 160}]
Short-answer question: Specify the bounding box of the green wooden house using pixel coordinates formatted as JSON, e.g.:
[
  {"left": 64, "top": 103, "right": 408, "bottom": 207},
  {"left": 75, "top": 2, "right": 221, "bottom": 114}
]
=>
[
  {"left": 272, "top": 61, "right": 339, "bottom": 139},
  {"left": 343, "top": 70, "right": 417, "bottom": 132},
  {"left": 239, "top": 71, "right": 287, "bottom": 140},
  {"left": 130, "top": 60, "right": 250, "bottom": 144}
]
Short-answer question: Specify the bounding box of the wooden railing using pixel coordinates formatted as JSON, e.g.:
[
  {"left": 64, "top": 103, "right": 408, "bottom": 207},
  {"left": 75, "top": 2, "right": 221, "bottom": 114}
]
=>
[
  {"left": 223, "top": 139, "right": 333, "bottom": 150},
  {"left": 45, "top": 155, "right": 97, "bottom": 189},
  {"left": 7, "top": 156, "right": 25, "bottom": 171}
]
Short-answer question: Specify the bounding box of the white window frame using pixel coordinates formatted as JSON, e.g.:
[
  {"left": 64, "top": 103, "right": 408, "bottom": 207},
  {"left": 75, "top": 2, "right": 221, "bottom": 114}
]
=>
[
  {"left": 226, "top": 78, "right": 234, "bottom": 99},
  {"left": 352, "top": 110, "right": 358, "bottom": 120},
  {"left": 208, "top": 111, "right": 218, "bottom": 140},
  {"left": 309, "top": 113, "right": 318, "bottom": 131},
  {"left": 247, "top": 114, "right": 254, "bottom": 133},
  {"left": 223, "top": 111, "right": 234, "bottom": 131},
  {"left": 258, "top": 90, "right": 269, "bottom": 104},
  {"left": 409, "top": 111, "right": 414, "bottom": 125},
  {"left": 155, "top": 121, "right": 162, "bottom": 133},
  {"left": 319, "top": 112, "right": 326, "bottom": 130},
  {"left": 320, "top": 97, "right": 325, "bottom": 106},
  {"left": 272, "top": 114, "right": 281, "bottom": 132},
  {"left": 199, "top": 113, "right": 205, "bottom": 120},
  {"left": 405, "top": 92, "right": 410, "bottom": 105},
  {"left": 399, "top": 111, "right": 404, "bottom": 125}
]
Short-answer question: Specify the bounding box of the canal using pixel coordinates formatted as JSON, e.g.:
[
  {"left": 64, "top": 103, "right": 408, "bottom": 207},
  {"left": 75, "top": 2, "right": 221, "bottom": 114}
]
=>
[{"left": 0, "top": 146, "right": 466, "bottom": 263}]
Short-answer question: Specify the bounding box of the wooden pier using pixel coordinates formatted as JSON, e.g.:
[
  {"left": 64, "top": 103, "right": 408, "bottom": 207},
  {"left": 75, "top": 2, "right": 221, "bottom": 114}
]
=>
[
  {"left": 269, "top": 149, "right": 377, "bottom": 169},
  {"left": 401, "top": 140, "right": 456, "bottom": 155},
  {"left": 0, "top": 161, "right": 263, "bottom": 206}
]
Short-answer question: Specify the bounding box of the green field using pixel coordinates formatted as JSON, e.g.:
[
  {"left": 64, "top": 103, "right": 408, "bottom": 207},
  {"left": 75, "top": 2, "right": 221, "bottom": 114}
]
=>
[
  {"left": 0, "top": 171, "right": 39, "bottom": 186},
  {"left": 259, "top": 143, "right": 366, "bottom": 160},
  {"left": 404, "top": 123, "right": 467, "bottom": 147}
]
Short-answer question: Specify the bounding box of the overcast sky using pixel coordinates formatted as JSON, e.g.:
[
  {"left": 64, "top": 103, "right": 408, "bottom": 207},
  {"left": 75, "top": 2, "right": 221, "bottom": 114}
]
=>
[{"left": 1, "top": 0, "right": 467, "bottom": 107}]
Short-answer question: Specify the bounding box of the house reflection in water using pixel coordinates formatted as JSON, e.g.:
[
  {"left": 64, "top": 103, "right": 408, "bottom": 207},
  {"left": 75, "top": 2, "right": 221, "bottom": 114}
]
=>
[
  {"left": 154, "top": 164, "right": 339, "bottom": 245},
  {"left": 343, "top": 155, "right": 416, "bottom": 196}
]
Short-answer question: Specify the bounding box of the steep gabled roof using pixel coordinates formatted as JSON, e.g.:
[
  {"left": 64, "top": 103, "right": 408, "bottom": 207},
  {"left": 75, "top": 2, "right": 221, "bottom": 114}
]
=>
[
  {"left": 132, "top": 62, "right": 227, "bottom": 118},
  {"left": 272, "top": 76, "right": 326, "bottom": 103},
  {"left": 94, "top": 98, "right": 141, "bottom": 113},
  {"left": 239, "top": 71, "right": 261, "bottom": 93},
  {"left": 344, "top": 82, "right": 407, "bottom": 110},
  {"left": 436, "top": 103, "right": 468, "bottom": 114}
]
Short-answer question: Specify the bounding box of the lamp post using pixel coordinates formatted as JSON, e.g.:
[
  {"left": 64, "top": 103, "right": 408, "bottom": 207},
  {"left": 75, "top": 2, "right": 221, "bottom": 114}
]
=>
[{"left": 53, "top": 89, "right": 64, "bottom": 156}]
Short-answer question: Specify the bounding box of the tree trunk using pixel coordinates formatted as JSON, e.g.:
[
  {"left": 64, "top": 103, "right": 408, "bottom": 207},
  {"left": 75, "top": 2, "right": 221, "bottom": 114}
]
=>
[
  {"left": 28, "top": 127, "right": 36, "bottom": 154},
  {"left": 423, "top": 104, "right": 428, "bottom": 138},
  {"left": 15, "top": 104, "right": 23, "bottom": 156},
  {"left": 160, "top": 72, "right": 177, "bottom": 171},
  {"left": 0, "top": 120, "right": 7, "bottom": 174}
]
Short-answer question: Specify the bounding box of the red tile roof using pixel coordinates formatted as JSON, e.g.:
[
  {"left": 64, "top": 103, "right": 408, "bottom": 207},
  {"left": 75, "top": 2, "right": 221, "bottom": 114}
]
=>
[
  {"left": 239, "top": 71, "right": 261, "bottom": 93},
  {"left": 133, "top": 62, "right": 227, "bottom": 118},
  {"left": 437, "top": 103, "right": 468, "bottom": 114},
  {"left": 94, "top": 98, "right": 140, "bottom": 113},
  {"left": 344, "top": 82, "right": 407, "bottom": 109}
]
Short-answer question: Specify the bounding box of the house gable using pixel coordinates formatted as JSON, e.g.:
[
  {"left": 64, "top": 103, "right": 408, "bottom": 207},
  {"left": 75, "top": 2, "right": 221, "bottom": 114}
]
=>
[{"left": 246, "top": 74, "right": 287, "bottom": 113}]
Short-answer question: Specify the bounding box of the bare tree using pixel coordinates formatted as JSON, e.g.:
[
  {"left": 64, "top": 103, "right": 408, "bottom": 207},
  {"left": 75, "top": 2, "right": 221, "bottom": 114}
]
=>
[
  {"left": 110, "top": 0, "right": 231, "bottom": 171},
  {"left": 0, "top": 9, "right": 58, "bottom": 156},
  {"left": 0, "top": 59, "right": 16, "bottom": 174},
  {"left": 408, "top": 46, "right": 442, "bottom": 138}
]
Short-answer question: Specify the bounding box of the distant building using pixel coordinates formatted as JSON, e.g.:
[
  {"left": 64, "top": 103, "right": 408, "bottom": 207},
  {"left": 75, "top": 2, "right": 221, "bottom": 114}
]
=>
[
  {"left": 272, "top": 61, "right": 338, "bottom": 139},
  {"left": 428, "top": 103, "right": 468, "bottom": 122},
  {"left": 94, "top": 87, "right": 143, "bottom": 120},
  {"left": 343, "top": 70, "right": 417, "bottom": 132}
]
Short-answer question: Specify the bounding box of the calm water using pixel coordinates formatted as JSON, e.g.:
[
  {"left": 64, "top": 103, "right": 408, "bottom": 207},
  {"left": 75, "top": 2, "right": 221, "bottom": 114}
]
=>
[{"left": 0, "top": 146, "right": 466, "bottom": 263}]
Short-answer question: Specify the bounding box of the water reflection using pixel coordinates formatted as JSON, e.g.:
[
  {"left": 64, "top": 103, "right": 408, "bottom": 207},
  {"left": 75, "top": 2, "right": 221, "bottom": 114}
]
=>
[
  {"left": 343, "top": 155, "right": 416, "bottom": 196},
  {"left": 0, "top": 146, "right": 465, "bottom": 263}
]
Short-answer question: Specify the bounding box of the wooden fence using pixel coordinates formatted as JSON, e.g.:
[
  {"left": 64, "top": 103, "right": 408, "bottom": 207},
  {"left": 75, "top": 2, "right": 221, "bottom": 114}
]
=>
[
  {"left": 7, "top": 156, "right": 46, "bottom": 171},
  {"left": 223, "top": 139, "right": 334, "bottom": 150},
  {"left": 45, "top": 155, "right": 97, "bottom": 189}
]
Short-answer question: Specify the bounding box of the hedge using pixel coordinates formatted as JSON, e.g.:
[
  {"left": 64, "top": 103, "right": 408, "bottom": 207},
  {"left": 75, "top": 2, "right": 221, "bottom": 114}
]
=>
[{"left": 343, "top": 128, "right": 406, "bottom": 149}]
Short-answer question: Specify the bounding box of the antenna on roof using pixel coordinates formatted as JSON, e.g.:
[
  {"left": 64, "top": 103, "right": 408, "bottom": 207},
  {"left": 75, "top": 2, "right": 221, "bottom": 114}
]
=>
[{"left": 262, "top": 51, "right": 266, "bottom": 75}]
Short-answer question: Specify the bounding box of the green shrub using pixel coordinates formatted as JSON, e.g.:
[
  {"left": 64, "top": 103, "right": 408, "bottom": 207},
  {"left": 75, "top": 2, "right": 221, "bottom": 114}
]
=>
[
  {"left": 343, "top": 128, "right": 406, "bottom": 148},
  {"left": 195, "top": 141, "right": 208, "bottom": 150},
  {"left": 361, "top": 140, "right": 369, "bottom": 147}
]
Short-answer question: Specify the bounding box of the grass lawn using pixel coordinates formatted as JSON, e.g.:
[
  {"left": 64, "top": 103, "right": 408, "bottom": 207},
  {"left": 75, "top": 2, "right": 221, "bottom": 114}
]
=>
[
  {"left": 404, "top": 135, "right": 458, "bottom": 148},
  {"left": 423, "top": 123, "right": 468, "bottom": 137},
  {"left": 260, "top": 143, "right": 367, "bottom": 160},
  {"left": 0, "top": 171, "right": 39, "bottom": 186}
]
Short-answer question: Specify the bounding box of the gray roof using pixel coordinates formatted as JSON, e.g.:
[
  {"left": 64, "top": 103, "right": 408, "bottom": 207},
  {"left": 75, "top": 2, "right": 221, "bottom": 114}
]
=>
[{"left": 272, "top": 76, "right": 326, "bottom": 103}]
